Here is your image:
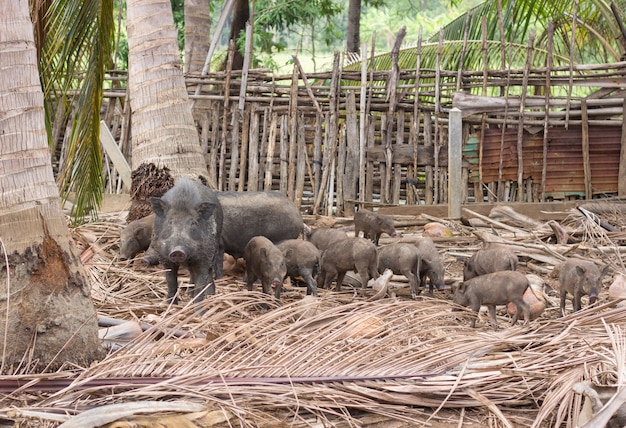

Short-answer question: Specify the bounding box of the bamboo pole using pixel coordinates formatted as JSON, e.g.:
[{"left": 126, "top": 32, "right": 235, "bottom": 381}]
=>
[
  {"left": 564, "top": 0, "right": 579, "bottom": 129},
  {"left": 288, "top": 65, "right": 298, "bottom": 199},
  {"left": 344, "top": 92, "right": 359, "bottom": 215},
  {"left": 279, "top": 114, "right": 289, "bottom": 194},
  {"left": 264, "top": 113, "right": 278, "bottom": 190},
  {"left": 247, "top": 109, "right": 260, "bottom": 191},
  {"left": 359, "top": 43, "right": 368, "bottom": 206},
  {"left": 408, "top": 28, "right": 423, "bottom": 205},
  {"left": 220, "top": 41, "right": 235, "bottom": 191},
  {"left": 541, "top": 21, "right": 554, "bottom": 202},
  {"left": 581, "top": 99, "right": 592, "bottom": 199},
  {"left": 620, "top": 97, "right": 626, "bottom": 196},
  {"left": 295, "top": 112, "right": 307, "bottom": 209},
  {"left": 516, "top": 30, "right": 535, "bottom": 202}
]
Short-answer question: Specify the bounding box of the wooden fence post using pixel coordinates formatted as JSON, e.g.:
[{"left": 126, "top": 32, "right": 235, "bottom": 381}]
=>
[{"left": 449, "top": 108, "right": 462, "bottom": 219}]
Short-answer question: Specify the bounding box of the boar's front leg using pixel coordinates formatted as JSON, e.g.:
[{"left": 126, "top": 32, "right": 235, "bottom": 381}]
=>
[
  {"left": 487, "top": 305, "right": 499, "bottom": 329},
  {"left": 164, "top": 263, "right": 180, "bottom": 304}
]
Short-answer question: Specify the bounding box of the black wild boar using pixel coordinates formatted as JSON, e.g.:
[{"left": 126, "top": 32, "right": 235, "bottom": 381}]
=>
[
  {"left": 354, "top": 208, "right": 397, "bottom": 246},
  {"left": 150, "top": 178, "right": 223, "bottom": 304},
  {"left": 318, "top": 237, "right": 379, "bottom": 291},
  {"left": 119, "top": 214, "right": 154, "bottom": 261},
  {"left": 276, "top": 239, "right": 320, "bottom": 297},
  {"left": 463, "top": 247, "right": 518, "bottom": 281},
  {"left": 215, "top": 191, "right": 304, "bottom": 278},
  {"left": 415, "top": 237, "right": 446, "bottom": 293},
  {"left": 377, "top": 243, "right": 422, "bottom": 298},
  {"left": 453, "top": 270, "right": 531, "bottom": 329},
  {"left": 243, "top": 236, "right": 287, "bottom": 301},
  {"left": 306, "top": 227, "right": 349, "bottom": 252},
  {"left": 559, "top": 258, "right": 608, "bottom": 315}
]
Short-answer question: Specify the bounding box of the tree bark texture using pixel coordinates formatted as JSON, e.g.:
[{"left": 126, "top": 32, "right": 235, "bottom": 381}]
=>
[
  {"left": 127, "top": 0, "right": 210, "bottom": 182},
  {"left": 228, "top": 0, "right": 249, "bottom": 70},
  {"left": 346, "top": 0, "right": 361, "bottom": 54},
  {"left": 0, "top": 0, "right": 104, "bottom": 373},
  {"left": 184, "top": 0, "right": 211, "bottom": 75}
]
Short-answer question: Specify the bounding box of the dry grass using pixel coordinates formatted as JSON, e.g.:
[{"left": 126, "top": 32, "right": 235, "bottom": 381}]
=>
[{"left": 2, "top": 207, "right": 626, "bottom": 427}]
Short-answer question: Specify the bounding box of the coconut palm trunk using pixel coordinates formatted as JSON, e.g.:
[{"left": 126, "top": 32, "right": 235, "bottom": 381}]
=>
[
  {"left": 127, "top": 0, "right": 211, "bottom": 182},
  {"left": 0, "top": 0, "right": 104, "bottom": 373},
  {"left": 184, "top": 0, "right": 211, "bottom": 75}
]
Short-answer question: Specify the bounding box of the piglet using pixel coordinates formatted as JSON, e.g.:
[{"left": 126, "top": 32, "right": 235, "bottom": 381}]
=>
[
  {"left": 463, "top": 247, "right": 518, "bottom": 281},
  {"left": 453, "top": 270, "right": 531, "bottom": 329},
  {"left": 119, "top": 214, "right": 154, "bottom": 261},
  {"left": 277, "top": 239, "right": 320, "bottom": 297},
  {"left": 307, "top": 227, "right": 348, "bottom": 252},
  {"left": 377, "top": 243, "right": 422, "bottom": 298},
  {"left": 559, "top": 258, "right": 608, "bottom": 315},
  {"left": 415, "top": 237, "right": 446, "bottom": 293},
  {"left": 354, "top": 208, "right": 397, "bottom": 246},
  {"left": 318, "top": 237, "right": 379, "bottom": 291},
  {"left": 243, "top": 236, "right": 287, "bottom": 302}
]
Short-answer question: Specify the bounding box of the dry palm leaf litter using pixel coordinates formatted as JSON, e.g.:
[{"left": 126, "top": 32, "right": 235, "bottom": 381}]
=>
[{"left": 2, "top": 201, "right": 626, "bottom": 428}]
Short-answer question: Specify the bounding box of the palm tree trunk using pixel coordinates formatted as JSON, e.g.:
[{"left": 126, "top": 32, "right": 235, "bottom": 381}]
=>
[
  {"left": 0, "top": 0, "right": 104, "bottom": 373},
  {"left": 184, "top": 0, "right": 211, "bottom": 75},
  {"left": 127, "top": 0, "right": 211, "bottom": 182}
]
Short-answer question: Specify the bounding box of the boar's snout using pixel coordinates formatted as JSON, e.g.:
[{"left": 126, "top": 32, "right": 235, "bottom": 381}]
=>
[
  {"left": 119, "top": 254, "right": 129, "bottom": 261},
  {"left": 169, "top": 248, "right": 188, "bottom": 264},
  {"left": 588, "top": 291, "right": 598, "bottom": 306}
]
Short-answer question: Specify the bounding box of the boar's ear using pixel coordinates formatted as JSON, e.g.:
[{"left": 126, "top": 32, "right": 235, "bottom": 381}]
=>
[
  {"left": 284, "top": 248, "right": 294, "bottom": 260},
  {"left": 600, "top": 264, "right": 610, "bottom": 277},
  {"left": 575, "top": 265, "right": 587, "bottom": 277},
  {"left": 198, "top": 202, "right": 217, "bottom": 219},
  {"left": 150, "top": 197, "right": 168, "bottom": 217}
]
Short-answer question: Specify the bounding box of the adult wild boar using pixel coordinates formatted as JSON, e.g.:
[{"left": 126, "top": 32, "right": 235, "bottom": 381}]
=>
[
  {"left": 453, "top": 270, "right": 531, "bottom": 329},
  {"left": 276, "top": 239, "right": 320, "bottom": 297},
  {"left": 354, "top": 208, "right": 397, "bottom": 246},
  {"left": 243, "top": 236, "right": 287, "bottom": 301},
  {"left": 559, "top": 258, "right": 608, "bottom": 315},
  {"left": 307, "top": 227, "right": 349, "bottom": 252},
  {"left": 318, "top": 237, "right": 379, "bottom": 291},
  {"left": 150, "top": 178, "right": 223, "bottom": 304},
  {"left": 119, "top": 214, "right": 154, "bottom": 261},
  {"left": 463, "top": 247, "right": 518, "bottom": 281},
  {"left": 377, "top": 243, "right": 422, "bottom": 298},
  {"left": 415, "top": 237, "right": 445, "bottom": 293},
  {"left": 216, "top": 191, "right": 303, "bottom": 277}
]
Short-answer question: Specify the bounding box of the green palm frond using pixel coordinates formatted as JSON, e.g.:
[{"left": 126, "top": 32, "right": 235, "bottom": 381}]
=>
[
  {"left": 39, "top": 0, "right": 114, "bottom": 223},
  {"left": 350, "top": 0, "right": 626, "bottom": 82}
]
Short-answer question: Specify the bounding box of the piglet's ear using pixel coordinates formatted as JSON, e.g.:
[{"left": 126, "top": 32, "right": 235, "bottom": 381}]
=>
[
  {"left": 575, "top": 265, "right": 587, "bottom": 277},
  {"left": 150, "top": 197, "right": 168, "bottom": 217},
  {"left": 198, "top": 202, "right": 217, "bottom": 219}
]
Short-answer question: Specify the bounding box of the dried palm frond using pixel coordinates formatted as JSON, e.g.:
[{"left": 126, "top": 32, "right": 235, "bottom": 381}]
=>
[{"left": 2, "top": 216, "right": 625, "bottom": 428}]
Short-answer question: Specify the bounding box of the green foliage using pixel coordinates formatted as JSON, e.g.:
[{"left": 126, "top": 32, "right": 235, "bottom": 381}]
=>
[{"left": 40, "top": 0, "right": 115, "bottom": 222}]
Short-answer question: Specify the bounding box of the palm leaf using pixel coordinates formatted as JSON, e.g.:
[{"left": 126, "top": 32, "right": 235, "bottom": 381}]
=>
[{"left": 39, "top": 0, "right": 115, "bottom": 222}]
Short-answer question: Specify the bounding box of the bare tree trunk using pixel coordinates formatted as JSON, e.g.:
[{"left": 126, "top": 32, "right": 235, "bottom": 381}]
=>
[
  {"left": 127, "top": 0, "right": 210, "bottom": 182},
  {"left": 228, "top": 0, "right": 249, "bottom": 70},
  {"left": 0, "top": 0, "right": 104, "bottom": 373},
  {"left": 346, "top": 0, "right": 361, "bottom": 54}
]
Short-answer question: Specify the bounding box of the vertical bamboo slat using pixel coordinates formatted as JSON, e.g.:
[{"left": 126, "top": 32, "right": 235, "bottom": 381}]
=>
[
  {"left": 247, "top": 109, "right": 260, "bottom": 191},
  {"left": 345, "top": 92, "right": 359, "bottom": 215},
  {"left": 581, "top": 99, "right": 592, "bottom": 199},
  {"left": 620, "top": 97, "right": 626, "bottom": 196},
  {"left": 295, "top": 112, "right": 307, "bottom": 208},
  {"left": 264, "top": 113, "right": 278, "bottom": 191},
  {"left": 516, "top": 31, "right": 534, "bottom": 202},
  {"left": 541, "top": 21, "right": 554, "bottom": 202}
]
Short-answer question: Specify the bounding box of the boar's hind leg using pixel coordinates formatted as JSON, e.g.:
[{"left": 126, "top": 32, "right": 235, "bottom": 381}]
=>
[
  {"left": 164, "top": 263, "right": 180, "bottom": 304},
  {"left": 335, "top": 271, "right": 347, "bottom": 291},
  {"left": 302, "top": 269, "right": 319, "bottom": 297},
  {"left": 510, "top": 299, "right": 530, "bottom": 325}
]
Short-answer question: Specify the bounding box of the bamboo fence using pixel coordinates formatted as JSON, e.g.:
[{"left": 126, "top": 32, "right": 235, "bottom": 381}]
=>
[{"left": 90, "top": 36, "right": 626, "bottom": 215}]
